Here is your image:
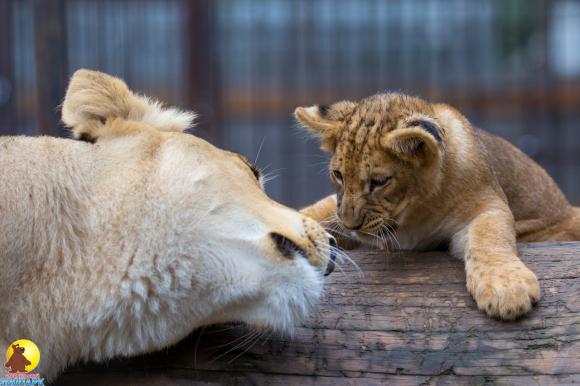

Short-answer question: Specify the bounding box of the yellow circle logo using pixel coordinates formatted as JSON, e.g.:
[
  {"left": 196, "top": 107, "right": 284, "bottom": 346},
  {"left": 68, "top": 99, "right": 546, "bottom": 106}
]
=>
[{"left": 4, "top": 339, "right": 40, "bottom": 373}]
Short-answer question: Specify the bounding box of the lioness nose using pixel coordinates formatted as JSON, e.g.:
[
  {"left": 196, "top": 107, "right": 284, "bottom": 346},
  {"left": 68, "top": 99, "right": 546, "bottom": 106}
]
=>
[
  {"left": 271, "top": 232, "right": 303, "bottom": 259},
  {"left": 325, "top": 236, "right": 337, "bottom": 276}
]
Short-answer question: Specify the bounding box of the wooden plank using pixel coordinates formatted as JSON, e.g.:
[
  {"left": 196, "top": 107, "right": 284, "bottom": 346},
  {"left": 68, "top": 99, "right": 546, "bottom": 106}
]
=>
[
  {"left": 33, "top": 0, "right": 69, "bottom": 137},
  {"left": 53, "top": 242, "right": 580, "bottom": 385},
  {"left": 50, "top": 369, "right": 580, "bottom": 386}
]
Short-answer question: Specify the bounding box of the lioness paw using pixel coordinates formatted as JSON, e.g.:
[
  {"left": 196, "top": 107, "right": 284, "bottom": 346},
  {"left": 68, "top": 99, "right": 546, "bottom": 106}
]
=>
[{"left": 466, "top": 260, "right": 540, "bottom": 320}]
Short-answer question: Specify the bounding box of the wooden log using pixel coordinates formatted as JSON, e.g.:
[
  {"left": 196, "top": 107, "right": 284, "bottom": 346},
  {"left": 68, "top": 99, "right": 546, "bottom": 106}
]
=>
[{"left": 53, "top": 242, "right": 580, "bottom": 385}]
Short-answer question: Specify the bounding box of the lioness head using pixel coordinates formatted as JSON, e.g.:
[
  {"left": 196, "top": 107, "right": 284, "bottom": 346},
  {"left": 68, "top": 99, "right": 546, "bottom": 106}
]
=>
[
  {"left": 62, "top": 69, "right": 336, "bottom": 334},
  {"left": 295, "top": 93, "right": 455, "bottom": 244}
]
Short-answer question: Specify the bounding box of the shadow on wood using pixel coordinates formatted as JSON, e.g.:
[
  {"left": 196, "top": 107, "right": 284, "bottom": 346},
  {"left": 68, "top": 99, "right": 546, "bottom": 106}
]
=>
[{"left": 53, "top": 242, "right": 580, "bottom": 385}]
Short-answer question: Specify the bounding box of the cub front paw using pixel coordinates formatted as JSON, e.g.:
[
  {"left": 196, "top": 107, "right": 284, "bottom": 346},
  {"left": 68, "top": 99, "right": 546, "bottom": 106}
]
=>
[{"left": 466, "top": 260, "right": 540, "bottom": 320}]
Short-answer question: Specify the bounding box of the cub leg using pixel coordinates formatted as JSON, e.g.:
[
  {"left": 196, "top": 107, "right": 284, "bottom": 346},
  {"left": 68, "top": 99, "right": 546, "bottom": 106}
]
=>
[
  {"left": 301, "top": 194, "right": 337, "bottom": 224},
  {"left": 301, "top": 194, "right": 360, "bottom": 249},
  {"left": 515, "top": 208, "right": 580, "bottom": 242},
  {"left": 451, "top": 201, "right": 540, "bottom": 320},
  {"left": 538, "top": 207, "right": 580, "bottom": 241}
]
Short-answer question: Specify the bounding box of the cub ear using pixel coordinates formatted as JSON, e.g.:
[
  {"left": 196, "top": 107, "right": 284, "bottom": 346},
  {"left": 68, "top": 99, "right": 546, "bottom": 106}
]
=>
[
  {"left": 382, "top": 121, "right": 442, "bottom": 166},
  {"left": 62, "top": 69, "right": 196, "bottom": 141},
  {"left": 294, "top": 101, "right": 355, "bottom": 152}
]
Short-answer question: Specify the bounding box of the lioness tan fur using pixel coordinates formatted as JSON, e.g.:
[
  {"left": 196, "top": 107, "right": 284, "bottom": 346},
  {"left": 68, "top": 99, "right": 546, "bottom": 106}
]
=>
[
  {"left": 296, "top": 93, "right": 580, "bottom": 321},
  {"left": 0, "top": 69, "right": 334, "bottom": 380}
]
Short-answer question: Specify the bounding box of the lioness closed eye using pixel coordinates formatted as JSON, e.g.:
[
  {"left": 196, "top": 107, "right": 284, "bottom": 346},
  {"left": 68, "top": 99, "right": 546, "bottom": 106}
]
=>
[
  {"left": 0, "top": 69, "right": 336, "bottom": 380},
  {"left": 296, "top": 93, "right": 580, "bottom": 320}
]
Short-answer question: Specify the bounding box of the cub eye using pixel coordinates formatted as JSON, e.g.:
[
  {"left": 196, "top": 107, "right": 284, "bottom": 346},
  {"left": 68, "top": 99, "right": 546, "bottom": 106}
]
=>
[
  {"left": 332, "top": 170, "right": 343, "bottom": 183},
  {"left": 370, "top": 176, "right": 391, "bottom": 191}
]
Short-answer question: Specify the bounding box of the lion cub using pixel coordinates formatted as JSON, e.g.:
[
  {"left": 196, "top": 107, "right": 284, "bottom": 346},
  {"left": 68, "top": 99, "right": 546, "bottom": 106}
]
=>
[{"left": 295, "top": 93, "right": 580, "bottom": 320}]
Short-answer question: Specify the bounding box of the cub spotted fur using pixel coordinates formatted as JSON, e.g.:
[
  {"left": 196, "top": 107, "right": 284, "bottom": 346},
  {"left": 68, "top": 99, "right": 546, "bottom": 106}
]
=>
[{"left": 296, "top": 93, "right": 580, "bottom": 320}]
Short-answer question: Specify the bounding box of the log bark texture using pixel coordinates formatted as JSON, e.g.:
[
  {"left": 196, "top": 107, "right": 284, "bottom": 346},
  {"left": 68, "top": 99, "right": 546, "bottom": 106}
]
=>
[{"left": 53, "top": 242, "right": 580, "bottom": 385}]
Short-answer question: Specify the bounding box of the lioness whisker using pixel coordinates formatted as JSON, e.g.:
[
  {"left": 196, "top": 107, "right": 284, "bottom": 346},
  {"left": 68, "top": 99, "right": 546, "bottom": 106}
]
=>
[
  {"left": 259, "top": 162, "right": 272, "bottom": 173},
  {"left": 203, "top": 324, "right": 243, "bottom": 334},
  {"left": 202, "top": 327, "right": 254, "bottom": 353},
  {"left": 260, "top": 331, "right": 273, "bottom": 346},
  {"left": 210, "top": 329, "right": 260, "bottom": 363},
  {"left": 193, "top": 325, "right": 207, "bottom": 370},
  {"left": 220, "top": 330, "right": 261, "bottom": 362},
  {"left": 313, "top": 240, "right": 362, "bottom": 274},
  {"left": 261, "top": 174, "right": 279, "bottom": 185},
  {"left": 254, "top": 136, "right": 266, "bottom": 165},
  {"left": 260, "top": 168, "right": 284, "bottom": 184},
  {"left": 226, "top": 330, "right": 264, "bottom": 364}
]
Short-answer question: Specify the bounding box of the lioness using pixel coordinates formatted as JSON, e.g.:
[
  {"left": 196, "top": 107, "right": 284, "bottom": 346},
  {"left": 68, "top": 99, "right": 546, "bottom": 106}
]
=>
[
  {"left": 296, "top": 93, "right": 579, "bottom": 320},
  {"left": 0, "top": 69, "right": 335, "bottom": 380}
]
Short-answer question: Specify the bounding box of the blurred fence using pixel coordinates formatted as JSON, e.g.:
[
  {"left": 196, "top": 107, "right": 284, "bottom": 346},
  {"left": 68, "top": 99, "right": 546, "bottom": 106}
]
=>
[{"left": 1, "top": 0, "right": 579, "bottom": 207}]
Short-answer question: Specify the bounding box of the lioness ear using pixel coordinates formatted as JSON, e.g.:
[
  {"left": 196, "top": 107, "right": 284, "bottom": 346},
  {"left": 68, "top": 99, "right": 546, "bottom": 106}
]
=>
[
  {"left": 62, "top": 69, "right": 196, "bottom": 141},
  {"left": 382, "top": 120, "right": 442, "bottom": 166},
  {"left": 294, "top": 101, "right": 355, "bottom": 152}
]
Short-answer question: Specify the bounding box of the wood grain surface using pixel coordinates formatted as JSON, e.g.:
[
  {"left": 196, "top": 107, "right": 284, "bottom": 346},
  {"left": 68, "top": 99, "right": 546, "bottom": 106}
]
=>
[{"left": 53, "top": 242, "right": 580, "bottom": 385}]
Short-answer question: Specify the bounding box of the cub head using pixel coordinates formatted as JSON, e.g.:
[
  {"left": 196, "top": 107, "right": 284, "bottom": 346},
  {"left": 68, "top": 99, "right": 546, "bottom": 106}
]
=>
[
  {"left": 62, "top": 69, "right": 336, "bottom": 335},
  {"left": 296, "top": 93, "right": 454, "bottom": 243}
]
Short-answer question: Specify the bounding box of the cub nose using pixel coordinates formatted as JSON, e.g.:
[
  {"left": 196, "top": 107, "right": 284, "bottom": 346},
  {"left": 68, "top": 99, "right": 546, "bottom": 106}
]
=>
[
  {"left": 339, "top": 213, "right": 364, "bottom": 230},
  {"left": 342, "top": 220, "right": 363, "bottom": 230},
  {"left": 325, "top": 236, "right": 337, "bottom": 276}
]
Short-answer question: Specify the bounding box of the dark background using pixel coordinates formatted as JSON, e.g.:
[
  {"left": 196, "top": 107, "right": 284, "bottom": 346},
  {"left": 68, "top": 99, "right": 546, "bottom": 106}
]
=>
[{"left": 1, "top": 0, "right": 579, "bottom": 208}]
